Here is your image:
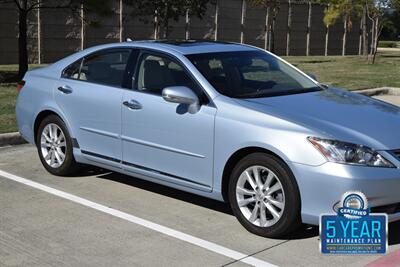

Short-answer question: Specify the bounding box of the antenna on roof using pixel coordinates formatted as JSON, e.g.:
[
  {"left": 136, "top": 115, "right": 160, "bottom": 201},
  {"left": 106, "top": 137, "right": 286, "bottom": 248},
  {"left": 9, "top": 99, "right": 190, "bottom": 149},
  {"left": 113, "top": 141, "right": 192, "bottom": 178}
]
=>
[{"left": 126, "top": 38, "right": 133, "bottom": 42}]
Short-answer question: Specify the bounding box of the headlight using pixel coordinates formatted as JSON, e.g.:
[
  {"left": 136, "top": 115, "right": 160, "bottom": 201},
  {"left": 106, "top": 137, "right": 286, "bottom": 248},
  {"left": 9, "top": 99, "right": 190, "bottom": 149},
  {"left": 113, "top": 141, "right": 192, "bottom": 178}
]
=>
[{"left": 307, "top": 137, "right": 395, "bottom": 168}]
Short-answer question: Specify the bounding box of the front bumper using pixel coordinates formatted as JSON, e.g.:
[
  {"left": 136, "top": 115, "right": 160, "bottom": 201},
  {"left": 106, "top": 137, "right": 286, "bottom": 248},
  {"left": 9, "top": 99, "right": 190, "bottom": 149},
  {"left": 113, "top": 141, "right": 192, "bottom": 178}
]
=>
[{"left": 290, "top": 161, "right": 400, "bottom": 225}]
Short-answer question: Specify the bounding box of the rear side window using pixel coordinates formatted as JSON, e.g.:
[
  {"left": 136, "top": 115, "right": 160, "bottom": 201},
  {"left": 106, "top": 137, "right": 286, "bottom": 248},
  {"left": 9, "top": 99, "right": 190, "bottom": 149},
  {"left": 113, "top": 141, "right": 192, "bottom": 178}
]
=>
[
  {"left": 62, "top": 49, "right": 132, "bottom": 87},
  {"left": 62, "top": 60, "right": 82, "bottom": 79}
]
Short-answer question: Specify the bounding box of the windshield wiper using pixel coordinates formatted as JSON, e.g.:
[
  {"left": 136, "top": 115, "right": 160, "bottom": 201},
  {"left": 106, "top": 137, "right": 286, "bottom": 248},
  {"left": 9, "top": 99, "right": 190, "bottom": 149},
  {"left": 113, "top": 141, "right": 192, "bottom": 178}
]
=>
[{"left": 235, "top": 87, "right": 322, "bottom": 99}]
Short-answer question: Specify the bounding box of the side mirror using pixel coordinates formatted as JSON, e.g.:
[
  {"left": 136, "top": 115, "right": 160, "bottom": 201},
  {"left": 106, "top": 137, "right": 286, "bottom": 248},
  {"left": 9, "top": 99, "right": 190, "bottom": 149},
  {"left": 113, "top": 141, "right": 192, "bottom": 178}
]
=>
[
  {"left": 162, "top": 86, "right": 200, "bottom": 114},
  {"left": 307, "top": 73, "right": 318, "bottom": 81}
]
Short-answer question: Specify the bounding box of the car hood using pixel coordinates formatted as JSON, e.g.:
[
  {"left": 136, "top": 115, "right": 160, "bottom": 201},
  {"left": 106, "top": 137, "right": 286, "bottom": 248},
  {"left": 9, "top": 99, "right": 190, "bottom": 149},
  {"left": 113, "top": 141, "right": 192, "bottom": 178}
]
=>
[{"left": 236, "top": 88, "right": 400, "bottom": 150}]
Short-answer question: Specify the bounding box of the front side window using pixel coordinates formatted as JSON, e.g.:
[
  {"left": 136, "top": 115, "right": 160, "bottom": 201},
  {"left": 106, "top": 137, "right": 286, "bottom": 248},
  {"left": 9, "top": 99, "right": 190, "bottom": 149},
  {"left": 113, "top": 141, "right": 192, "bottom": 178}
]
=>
[
  {"left": 136, "top": 53, "right": 199, "bottom": 96},
  {"left": 187, "top": 51, "right": 321, "bottom": 98},
  {"left": 63, "top": 49, "right": 131, "bottom": 87}
]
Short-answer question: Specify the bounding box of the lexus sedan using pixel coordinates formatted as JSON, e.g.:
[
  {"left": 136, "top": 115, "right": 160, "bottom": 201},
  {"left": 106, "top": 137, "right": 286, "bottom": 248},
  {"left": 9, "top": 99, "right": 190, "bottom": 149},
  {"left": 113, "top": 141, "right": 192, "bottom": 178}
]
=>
[{"left": 16, "top": 40, "right": 400, "bottom": 237}]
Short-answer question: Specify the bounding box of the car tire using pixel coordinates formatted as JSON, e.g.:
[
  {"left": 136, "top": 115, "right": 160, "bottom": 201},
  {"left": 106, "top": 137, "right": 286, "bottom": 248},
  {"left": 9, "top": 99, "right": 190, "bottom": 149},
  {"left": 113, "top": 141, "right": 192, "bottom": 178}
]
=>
[
  {"left": 228, "top": 153, "right": 301, "bottom": 238},
  {"left": 36, "top": 115, "right": 81, "bottom": 176}
]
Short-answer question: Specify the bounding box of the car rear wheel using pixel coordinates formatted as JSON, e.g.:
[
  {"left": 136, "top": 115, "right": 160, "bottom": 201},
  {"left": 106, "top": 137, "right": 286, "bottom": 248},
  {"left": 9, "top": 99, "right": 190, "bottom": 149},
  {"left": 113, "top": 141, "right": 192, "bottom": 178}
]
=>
[
  {"left": 36, "top": 115, "right": 81, "bottom": 176},
  {"left": 228, "top": 153, "right": 301, "bottom": 238}
]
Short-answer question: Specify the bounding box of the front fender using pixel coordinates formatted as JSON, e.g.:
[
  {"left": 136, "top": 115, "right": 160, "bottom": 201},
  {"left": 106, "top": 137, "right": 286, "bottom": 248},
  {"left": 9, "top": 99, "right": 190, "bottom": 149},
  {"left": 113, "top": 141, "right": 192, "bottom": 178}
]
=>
[{"left": 212, "top": 96, "right": 327, "bottom": 195}]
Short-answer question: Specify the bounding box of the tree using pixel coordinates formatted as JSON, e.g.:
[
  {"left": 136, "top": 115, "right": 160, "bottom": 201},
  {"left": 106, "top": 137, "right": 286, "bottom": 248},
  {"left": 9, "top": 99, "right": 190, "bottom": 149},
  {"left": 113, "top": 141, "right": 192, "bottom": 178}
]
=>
[
  {"left": 319, "top": 0, "right": 399, "bottom": 63},
  {"left": 125, "top": 0, "right": 210, "bottom": 39},
  {"left": 365, "top": 0, "right": 400, "bottom": 63},
  {"left": 380, "top": 10, "right": 400, "bottom": 40},
  {"left": 248, "top": 0, "right": 281, "bottom": 53},
  {"left": 318, "top": 0, "right": 364, "bottom": 56},
  {"left": 0, "top": 0, "right": 113, "bottom": 79}
]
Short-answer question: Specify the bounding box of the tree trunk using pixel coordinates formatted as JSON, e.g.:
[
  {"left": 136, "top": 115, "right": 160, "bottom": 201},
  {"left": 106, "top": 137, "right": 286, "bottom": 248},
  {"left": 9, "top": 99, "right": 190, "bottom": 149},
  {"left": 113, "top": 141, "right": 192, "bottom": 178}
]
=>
[
  {"left": 358, "top": 12, "right": 363, "bottom": 55},
  {"left": 264, "top": 7, "right": 270, "bottom": 50},
  {"left": 80, "top": 3, "right": 84, "bottom": 49},
  {"left": 154, "top": 10, "right": 159, "bottom": 40},
  {"left": 18, "top": 9, "right": 28, "bottom": 79},
  {"left": 185, "top": 9, "right": 190, "bottom": 40},
  {"left": 342, "top": 15, "right": 347, "bottom": 56},
  {"left": 371, "top": 17, "right": 379, "bottom": 64},
  {"left": 163, "top": 20, "right": 169, "bottom": 39},
  {"left": 240, "top": 0, "right": 246, "bottom": 43},
  {"left": 270, "top": 17, "right": 276, "bottom": 53},
  {"left": 306, "top": 1, "right": 312, "bottom": 56},
  {"left": 368, "top": 19, "right": 375, "bottom": 63},
  {"left": 119, "top": 0, "right": 123, "bottom": 42},
  {"left": 162, "top": 4, "right": 169, "bottom": 39},
  {"left": 214, "top": 0, "right": 219, "bottom": 41},
  {"left": 362, "top": 4, "right": 368, "bottom": 56},
  {"left": 37, "top": 5, "right": 41, "bottom": 64},
  {"left": 286, "top": 0, "right": 291, "bottom": 56},
  {"left": 325, "top": 25, "right": 329, "bottom": 56}
]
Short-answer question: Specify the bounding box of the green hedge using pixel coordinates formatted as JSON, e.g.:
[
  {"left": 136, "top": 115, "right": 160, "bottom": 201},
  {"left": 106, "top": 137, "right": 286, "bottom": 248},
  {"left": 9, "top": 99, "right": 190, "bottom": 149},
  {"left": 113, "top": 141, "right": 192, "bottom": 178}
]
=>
[{"left": 378, "top": 41, "right": 399, "bottom": 48}]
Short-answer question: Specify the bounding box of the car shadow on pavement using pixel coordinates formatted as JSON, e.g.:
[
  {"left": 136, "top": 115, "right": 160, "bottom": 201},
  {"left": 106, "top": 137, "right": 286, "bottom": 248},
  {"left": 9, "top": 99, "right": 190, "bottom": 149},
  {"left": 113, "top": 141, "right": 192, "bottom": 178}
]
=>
[
  {"left": 96, "top": 170, "right": 232, "bottom": 215},
  {"left": 94, "top": 169, "right": 319, "bottom": 240},
  {"left": 89, "top": 168, "right": 399, "bottom": 243},
  {"left": 65, "top": 166, "right": 110, "bottom": 177},
  {"left": 389, "top": 221, "right": 400, "bottom": 245}
]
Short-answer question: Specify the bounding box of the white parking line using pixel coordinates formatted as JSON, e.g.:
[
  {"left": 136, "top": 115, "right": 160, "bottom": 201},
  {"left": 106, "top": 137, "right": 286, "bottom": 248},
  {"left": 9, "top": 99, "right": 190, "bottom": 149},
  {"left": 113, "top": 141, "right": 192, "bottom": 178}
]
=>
[{"left": 0, "top": 169, "right": 277, "bottom": 267}]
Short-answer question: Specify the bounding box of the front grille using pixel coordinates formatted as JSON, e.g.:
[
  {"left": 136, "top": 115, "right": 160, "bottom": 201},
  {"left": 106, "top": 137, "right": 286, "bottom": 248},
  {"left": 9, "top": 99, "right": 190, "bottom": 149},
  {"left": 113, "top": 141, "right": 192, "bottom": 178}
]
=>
[{"left": 371, "top": 202, "right": 400, "bottom": 214}]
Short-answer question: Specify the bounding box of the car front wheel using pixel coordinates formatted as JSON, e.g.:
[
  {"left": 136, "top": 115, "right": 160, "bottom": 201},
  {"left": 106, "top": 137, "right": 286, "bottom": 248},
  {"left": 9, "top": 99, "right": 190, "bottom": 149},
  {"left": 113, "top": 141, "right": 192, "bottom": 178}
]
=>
[
  {"left": 36, "top": 115, "right": 81, "bottom": 176},
  {"left": 229, "top": 153, "right": 301, "bottom": 238}
]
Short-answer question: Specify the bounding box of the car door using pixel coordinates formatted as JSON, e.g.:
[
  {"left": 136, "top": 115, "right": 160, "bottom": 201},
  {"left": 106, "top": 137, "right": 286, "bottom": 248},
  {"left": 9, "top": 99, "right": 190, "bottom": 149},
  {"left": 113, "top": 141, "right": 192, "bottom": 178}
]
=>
[
  {"left": 121, "top": 51, "right": 216, "bottom": 191},
  {"left": 55, "top": 48, "right": 133, "bottom": 164}
]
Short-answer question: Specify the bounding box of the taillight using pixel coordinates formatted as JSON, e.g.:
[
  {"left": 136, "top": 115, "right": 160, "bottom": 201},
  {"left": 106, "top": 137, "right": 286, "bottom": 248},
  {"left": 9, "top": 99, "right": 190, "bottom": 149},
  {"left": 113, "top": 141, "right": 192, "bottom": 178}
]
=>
[{"left": 17, "top": 80, "right": 25, "bottom": 92}]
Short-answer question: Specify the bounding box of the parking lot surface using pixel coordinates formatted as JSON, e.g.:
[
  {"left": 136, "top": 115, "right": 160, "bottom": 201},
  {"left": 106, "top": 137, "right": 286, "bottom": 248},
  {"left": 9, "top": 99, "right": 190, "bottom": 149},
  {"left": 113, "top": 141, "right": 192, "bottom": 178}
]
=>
[
  {"left": 374, "top": 95, "right": 400, "bottom": 106},
  {"left": 1, "top": 144, "right": 399, "bottom": 267}
]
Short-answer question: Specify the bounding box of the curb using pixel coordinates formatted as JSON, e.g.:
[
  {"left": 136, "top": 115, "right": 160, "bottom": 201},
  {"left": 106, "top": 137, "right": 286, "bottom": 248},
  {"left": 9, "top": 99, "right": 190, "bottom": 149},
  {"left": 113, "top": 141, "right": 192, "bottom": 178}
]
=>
[
  {"left": 0, "top": 132, "right": 27, "bottom": 147},
  {"left": 354, "top": 87, "right": 400, "bottom": 97}
]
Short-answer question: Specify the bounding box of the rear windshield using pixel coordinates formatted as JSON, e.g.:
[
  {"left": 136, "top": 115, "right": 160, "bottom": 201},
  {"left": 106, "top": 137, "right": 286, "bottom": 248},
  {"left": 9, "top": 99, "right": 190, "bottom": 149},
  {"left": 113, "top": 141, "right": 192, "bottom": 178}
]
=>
[{"left": 186, "top": 51, "right": 321, "bottom": 98}]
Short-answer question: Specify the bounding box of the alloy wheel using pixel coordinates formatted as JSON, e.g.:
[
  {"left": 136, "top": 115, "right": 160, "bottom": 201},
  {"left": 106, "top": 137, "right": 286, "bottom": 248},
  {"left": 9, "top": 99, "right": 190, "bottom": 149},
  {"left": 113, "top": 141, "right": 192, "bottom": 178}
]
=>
[
  {"left": 40, "top": 123, "right": 67, "bottom": 168},
  {"left": 235, "top": 165, "right": 285, "bottom": 227}
]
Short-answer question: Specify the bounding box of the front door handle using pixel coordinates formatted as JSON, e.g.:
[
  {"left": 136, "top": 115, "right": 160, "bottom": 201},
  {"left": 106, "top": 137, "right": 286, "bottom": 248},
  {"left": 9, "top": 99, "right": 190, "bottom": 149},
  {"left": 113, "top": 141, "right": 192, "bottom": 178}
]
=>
[
  {"left": 58, "top": 85, "right": 73, "bottom": 94},
  {"left": 123, "top": 99, "right": 142, "bottom": 110}
]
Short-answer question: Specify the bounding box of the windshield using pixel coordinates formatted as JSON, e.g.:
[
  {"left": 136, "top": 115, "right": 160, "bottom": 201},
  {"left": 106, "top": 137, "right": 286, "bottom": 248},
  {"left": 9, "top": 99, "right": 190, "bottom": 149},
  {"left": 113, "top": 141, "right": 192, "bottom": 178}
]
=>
[{"left": 186, "top": 51, "right": 321, "bottom": 98}]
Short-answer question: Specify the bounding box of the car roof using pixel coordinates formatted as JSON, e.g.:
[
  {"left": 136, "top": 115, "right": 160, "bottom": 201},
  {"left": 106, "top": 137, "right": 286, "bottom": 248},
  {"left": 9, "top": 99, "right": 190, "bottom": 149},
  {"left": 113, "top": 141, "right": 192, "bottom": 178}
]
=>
[
  {"left": 129, "top": 40, "right": 259, "bottom": 55},
  {"left": 49, "top": 40, "right": 260, "bottom": 72}
]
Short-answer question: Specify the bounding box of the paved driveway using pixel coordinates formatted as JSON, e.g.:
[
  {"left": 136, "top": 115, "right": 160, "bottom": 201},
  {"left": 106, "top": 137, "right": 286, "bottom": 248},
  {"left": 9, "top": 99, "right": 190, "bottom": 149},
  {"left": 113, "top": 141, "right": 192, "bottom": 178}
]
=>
[{"left": 0, "top": 144, "right": 399, "bottom": 267}]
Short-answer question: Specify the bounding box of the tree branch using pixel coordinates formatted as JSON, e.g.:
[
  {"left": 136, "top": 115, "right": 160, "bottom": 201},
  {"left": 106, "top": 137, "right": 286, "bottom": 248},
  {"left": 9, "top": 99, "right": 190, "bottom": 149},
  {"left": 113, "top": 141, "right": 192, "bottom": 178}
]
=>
[
  {"left": 13, "top": 0, "right": 22, "bottom": 10},
  {"left": 27, "top": 0, "right": 75, "bottom": 11}
]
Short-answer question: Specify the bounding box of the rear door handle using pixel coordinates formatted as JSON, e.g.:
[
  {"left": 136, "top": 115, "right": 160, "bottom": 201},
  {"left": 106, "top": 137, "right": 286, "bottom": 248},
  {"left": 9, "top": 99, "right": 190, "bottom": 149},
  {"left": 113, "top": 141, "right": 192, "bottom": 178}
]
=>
[
  {"left": 58, "top": 85, "right": 73, "bottom": 94},
  {"left": 123, "top": 99, "right": 142, "bottom": 110}
]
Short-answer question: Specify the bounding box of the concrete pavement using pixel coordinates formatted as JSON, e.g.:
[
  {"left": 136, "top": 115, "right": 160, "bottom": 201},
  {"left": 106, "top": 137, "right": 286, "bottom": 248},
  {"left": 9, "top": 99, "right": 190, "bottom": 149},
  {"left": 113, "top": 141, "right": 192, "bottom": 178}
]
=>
[
  {"left": 1, "top": 144, "right": 399, "bottom": 267},
  {"left": 374, "top": 95, "right": 400, "bottom": 106}
]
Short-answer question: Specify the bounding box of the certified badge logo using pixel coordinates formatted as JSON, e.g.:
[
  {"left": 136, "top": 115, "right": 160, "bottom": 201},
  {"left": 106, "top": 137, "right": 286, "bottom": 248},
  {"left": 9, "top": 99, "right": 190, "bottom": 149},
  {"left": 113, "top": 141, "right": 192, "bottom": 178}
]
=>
[
  {"left": 338, "top": 191, "right": 369, "bottom": 219},
  {"left": 320, "top": 191, "right": 388, "bottom": 254}
]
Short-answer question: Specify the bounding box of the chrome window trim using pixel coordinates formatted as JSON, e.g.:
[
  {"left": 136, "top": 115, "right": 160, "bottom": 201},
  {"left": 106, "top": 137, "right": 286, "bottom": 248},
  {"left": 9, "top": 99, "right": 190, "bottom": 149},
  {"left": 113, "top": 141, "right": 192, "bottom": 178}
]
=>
[{"left": 60, "top": 46, "right": 134, "bottom": 89}]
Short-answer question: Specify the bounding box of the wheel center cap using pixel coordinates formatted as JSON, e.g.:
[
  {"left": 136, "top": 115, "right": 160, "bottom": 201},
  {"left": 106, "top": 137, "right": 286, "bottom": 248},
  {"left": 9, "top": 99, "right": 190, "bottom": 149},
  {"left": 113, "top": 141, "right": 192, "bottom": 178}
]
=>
[{"left": 256, "top": 193, "right": 264, "bottom": 201}]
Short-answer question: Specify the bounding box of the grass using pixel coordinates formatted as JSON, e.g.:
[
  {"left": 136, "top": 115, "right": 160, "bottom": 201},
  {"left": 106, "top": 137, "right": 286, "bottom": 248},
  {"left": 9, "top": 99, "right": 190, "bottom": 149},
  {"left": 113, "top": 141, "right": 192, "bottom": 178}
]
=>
[
  {"left": 0, "top": 83, "right": 18, "bottom": 133},
  {"left": 0, "top": 64, "right": 42, "bottom": 133},
  {"left": 0, "top": 50, "right": 399, "bottom": 133},
  {"left": 283, "top": 49, "right": 400, "bottom": 90}
]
